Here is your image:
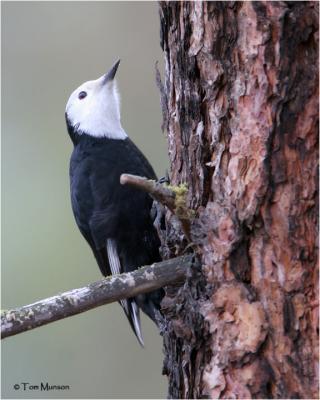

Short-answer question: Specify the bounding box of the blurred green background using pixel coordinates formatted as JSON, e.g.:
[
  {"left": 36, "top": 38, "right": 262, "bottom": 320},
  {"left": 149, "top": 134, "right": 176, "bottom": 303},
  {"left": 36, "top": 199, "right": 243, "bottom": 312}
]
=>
[{"left": 2, "top": 2, "right": 168, "bottom": 398}]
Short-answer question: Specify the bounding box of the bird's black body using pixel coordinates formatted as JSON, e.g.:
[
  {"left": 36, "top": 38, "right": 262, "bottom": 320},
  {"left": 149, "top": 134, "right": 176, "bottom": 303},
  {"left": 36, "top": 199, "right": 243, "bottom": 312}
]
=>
[
  {"left": 65, "top": 60, "right": 163, "bottom": 345},
  {"left": 66, "top": 118, "right": 163, "bottom": 332}
]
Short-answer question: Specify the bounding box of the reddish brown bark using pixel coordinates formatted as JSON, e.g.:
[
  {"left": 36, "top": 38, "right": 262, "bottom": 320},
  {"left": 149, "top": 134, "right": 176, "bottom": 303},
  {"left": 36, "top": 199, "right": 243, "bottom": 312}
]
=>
[{"left": 158, "top": 1, "right": 318, "bottom": 398}]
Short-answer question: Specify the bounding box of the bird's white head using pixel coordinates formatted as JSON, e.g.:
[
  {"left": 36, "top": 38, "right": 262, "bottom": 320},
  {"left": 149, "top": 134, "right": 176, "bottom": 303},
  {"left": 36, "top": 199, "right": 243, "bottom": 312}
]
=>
[{"left": 65, "top": 60, "right": 127, "bottom": 140}]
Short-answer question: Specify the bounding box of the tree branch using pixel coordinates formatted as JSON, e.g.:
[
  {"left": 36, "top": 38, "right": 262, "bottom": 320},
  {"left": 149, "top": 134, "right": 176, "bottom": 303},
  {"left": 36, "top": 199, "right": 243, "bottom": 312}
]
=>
[
  {"left": 1, "top": 255, "right": 193, "bottom": 339},
  {"left": 120, "top": 174, "right": 193, "bottom": 240},
  {"left": 120, "top": 174, "right": 176, "bottom": 212}
]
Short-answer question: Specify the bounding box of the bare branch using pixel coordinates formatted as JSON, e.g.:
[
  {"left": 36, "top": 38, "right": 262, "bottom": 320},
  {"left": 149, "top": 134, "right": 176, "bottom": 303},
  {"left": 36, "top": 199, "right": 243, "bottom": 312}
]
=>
[
  {"left": 120, "top": 174, "right": 193, "bottom": 240},
  {"left": 120, "top": 174, "right": 176, "bottom": 212},
  {"left": 1, "top": 255, "right": 193, "bottom": 339}
]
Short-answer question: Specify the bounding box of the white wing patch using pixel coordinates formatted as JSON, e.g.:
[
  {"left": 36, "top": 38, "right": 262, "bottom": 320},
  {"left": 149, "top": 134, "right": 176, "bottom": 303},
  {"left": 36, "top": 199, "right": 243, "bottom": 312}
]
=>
[
  {"left": 106, "top": 238, "right": 128, "bottom": 313},
  {"left": 106, "top": 238, "right": 144, "bottom": 346},
  {"left": 106, "top": 238, "right": 121, "bottom": 275}
]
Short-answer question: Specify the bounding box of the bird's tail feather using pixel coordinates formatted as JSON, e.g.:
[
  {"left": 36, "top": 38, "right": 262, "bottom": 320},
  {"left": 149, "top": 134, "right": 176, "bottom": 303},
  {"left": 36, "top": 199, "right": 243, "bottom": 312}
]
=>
[{"left": 121, "top": 298, "right": 144, "bottom": 347}]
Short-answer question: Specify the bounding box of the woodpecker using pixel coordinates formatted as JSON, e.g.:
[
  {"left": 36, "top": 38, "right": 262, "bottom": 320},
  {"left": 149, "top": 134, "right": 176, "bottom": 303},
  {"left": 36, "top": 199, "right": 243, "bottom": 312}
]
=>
[{"left": 65, "top": 60, "right": 163, "bottom": 346}]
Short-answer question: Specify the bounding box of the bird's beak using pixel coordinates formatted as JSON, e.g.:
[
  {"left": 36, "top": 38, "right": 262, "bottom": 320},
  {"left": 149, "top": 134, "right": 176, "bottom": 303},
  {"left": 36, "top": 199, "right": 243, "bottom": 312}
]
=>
[{"left": 102, "top": 59, "right": 120, "bottom": 85}]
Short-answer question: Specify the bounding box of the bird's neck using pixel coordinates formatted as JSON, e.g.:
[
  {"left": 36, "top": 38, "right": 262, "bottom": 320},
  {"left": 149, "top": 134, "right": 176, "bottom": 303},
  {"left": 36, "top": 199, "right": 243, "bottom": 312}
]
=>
[{"left": 65, "top": 114, "right": 127, "bottom": 145}]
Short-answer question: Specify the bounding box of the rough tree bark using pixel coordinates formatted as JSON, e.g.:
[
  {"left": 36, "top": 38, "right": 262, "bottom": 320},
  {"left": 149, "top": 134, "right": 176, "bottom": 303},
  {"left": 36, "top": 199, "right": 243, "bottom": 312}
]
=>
[{"left": 157, "top": 2, "right": 318, "bottom": 399}]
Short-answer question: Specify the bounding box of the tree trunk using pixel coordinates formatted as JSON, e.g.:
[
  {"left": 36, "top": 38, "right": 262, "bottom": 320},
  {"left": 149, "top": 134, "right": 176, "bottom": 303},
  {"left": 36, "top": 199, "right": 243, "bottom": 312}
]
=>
[{"left": 158, "top": 1, "right": 318, "bottom": 398}]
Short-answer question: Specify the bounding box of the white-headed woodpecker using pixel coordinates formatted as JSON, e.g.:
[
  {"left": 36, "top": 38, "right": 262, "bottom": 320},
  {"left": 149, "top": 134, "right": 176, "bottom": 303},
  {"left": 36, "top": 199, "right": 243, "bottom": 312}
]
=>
[{"left": 65, "top": 60, "right": 163, "bottom": 346}]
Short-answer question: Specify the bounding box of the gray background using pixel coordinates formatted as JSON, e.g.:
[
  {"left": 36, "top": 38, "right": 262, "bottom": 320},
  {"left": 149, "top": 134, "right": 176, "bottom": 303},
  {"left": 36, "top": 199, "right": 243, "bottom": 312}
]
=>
[{"left": 2, "top": 2, "right": 168, "bottom": 398}]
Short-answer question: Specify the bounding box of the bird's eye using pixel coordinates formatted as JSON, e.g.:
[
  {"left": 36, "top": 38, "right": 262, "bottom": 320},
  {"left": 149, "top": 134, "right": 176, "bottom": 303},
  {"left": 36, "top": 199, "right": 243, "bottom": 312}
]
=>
[{"left": 78, "top": 91, "right": 87, "bottom": 100}]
